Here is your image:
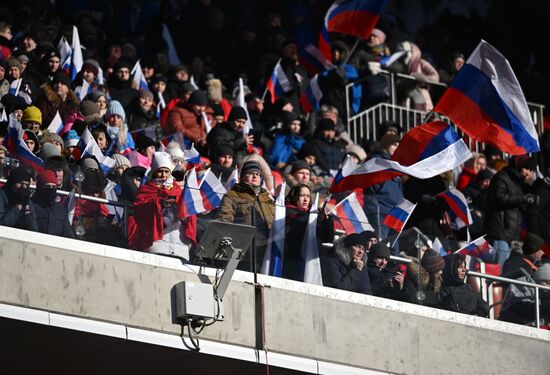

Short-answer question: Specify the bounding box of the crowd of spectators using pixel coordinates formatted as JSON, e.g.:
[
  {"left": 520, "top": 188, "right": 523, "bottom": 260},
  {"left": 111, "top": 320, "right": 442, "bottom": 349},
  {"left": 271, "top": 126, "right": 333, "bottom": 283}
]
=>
[{"left": 1, "top": 1, "right": 550, "bottom": 328}]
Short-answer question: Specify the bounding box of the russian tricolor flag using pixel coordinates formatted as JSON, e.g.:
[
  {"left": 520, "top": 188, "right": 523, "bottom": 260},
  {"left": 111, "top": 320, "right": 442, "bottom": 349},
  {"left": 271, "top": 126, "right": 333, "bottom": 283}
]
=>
[
  {"left": 329, "top": 191, "right": 374, "bottom": 234},
  {"left": 224, "top": 166, "right": 239, "bottom": 191},
  {"left": 183, "top": 143, "right": 201, "bottom": 165},
  {"left": 432, "top": 237, "right": 447, "bottom": 257},
  {"left": 47, "top": 111, "right": 64, "bottom": 135},
  {"left": 299, "top": 43, "right": 334, "bottom": 75},
  {"left": 71, "top": 128, "right": 93, "bottom": 161},
  {"left": 330, "top": 121, "right": 473, "bottom": 193},
  {"left": 199, "top": 169, "right": 227, "bottom": 212},
  {"left": 8, "top": 79, "right": 22, "bottom": 96},
  {"left": 131, "top": 60, "right": 149, "bottom": 91},
  {"left": 3, "top": 114, "right": 45, "bottom": 172},
  {"left": 437, "top": 188, "right": 472, "bottom": 229},
  {"left": 265, "top": 60, "right": 292, "bottom": 104},
  {"left": 455, "top": 236, "right": 493, "bottom": 261},
  {"left": 383, "top": 198, "right": 416, "bottom": 233},
  {"left": 300, "top": 193, "right": 323, "bottom": 285},
  {"left": 261, "top": 182, "right": 286, "bottom": 277},
  {"left": 300, "top": 74, "right": 323, "bottom": 113},
  {"left": 434, "top": 40, "right": 539, "bottom": 155},
  {"left": 180, "top": 168, "right": 205, "bottom": 216},
  {"left": 70, "top": 25, "right": 83, "bottom": 80}
]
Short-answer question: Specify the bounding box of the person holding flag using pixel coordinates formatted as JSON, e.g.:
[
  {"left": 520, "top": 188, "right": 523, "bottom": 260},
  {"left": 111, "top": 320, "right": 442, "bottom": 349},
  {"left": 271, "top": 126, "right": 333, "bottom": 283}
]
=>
[
  {"left": 276, "top": 40, "right": 309, "bottom": 112},
  {"left": 283, "top": 183, "right": 334, "bottom": 281},
  {"left": 206, "top": 106, "right": 253, "bottom": 165}
]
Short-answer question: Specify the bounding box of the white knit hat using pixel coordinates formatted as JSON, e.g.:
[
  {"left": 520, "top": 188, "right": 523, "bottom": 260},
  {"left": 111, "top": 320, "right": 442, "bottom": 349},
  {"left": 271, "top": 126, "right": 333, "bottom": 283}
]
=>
[{"left": 151, "top": 152, "right": 173, "bottom": 172}]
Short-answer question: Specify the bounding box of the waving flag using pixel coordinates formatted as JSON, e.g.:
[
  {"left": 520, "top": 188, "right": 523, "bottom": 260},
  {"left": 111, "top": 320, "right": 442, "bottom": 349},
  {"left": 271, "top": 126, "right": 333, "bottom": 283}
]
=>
[
  {"left": 300, "top": 43, "right": 334, "bottom": 75},
  {"left": 70, "top": 25, "right": 83, "bottom": 80},
  {"left": 330, "top": 121, "right": 473, "bottom": 193},
  {"left": 261, "top": 182, "right": 286, "bottom": 277},
  {"left": 329, "top": 192, "right": 374, "bottom": 234},
  {"left": 301, "top": 74, "right": 323, "bottom": 112},
  {"left": 75, "top": 80, "right": 91, "bottom": 101},
  {"left": 162, "top": 23, "right": 182, "bottom": 65},
  {"left": 434, "top": 40, "right": 539, "bottom": 155},
  {"left": 201, "top": 111, "right": 212, "bottom": 134},
  {"left": 57, "top": 36, "right": 72, "bottom": 73},
  {"left": 8, "top": 79, "right": 22, "bottom": 96},
  {"left": 299, "top": 193, "right": 323, "bottom": 285},
  {"left": 432, "top": 237, "right": 447, "bottom": 257},
  {"left": 3, "top": 114, "right": 45, "bottom": 172},
  {"left": 235, "top": 78, "right": 253, "bottom": 135},
  {"left": 265, "top": 59, "right": 292, "bottom": 104},
  {"left": 47, "top": 111, "right": 64, "bottom": 134},
  {"left": 437, "top": 188, "right": 472, "bottom": 229},
  {"left": 183, "top": 143, "right": 201, "bottom": 164},
  {"left": 383, "top": 198, "right": 416, "bottom": 233},
  {"left": 455, "top": 236, "right": 494, "bottom": 261},
  {"left": 81, "top": 141, "right": 116, "bottom": 175},
  {"left": 71, "top": 128, "right": 92, "bottom": 160},
  {"left": 181, "top": 168, "right": 205, "bottom": 216},
  {"left": 199, "top": 169, "right": 227, "bottom": 211},
  {"left": 225, "top": 166, "right": 239, "bottom": 191},
  {"left": 131, "top": 60, "right": 149, "bottom": 91}
]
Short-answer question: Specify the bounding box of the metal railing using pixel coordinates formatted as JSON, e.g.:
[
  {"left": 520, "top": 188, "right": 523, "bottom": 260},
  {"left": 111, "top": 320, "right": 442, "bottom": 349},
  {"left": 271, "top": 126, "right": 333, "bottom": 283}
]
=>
[
  {"left": 345, "top": 70, "right": 546, "bottom": 144},
  {"left": 389, "top": 254, "right": 550, "bottom": 328}
]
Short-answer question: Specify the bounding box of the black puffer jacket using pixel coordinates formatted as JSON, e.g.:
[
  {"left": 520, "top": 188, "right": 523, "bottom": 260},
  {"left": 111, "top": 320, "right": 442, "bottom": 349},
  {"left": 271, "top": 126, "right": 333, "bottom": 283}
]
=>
[
  {"left": 439, "top": 254, "right": 488, "bottom": 316},
  {"left": 485, "top": 167, "right": 527, "bottom": 242},
  {"left": 310, "top": 134, "right": 347, "bottom": 172},
  {"left": 126, "top": 100, "right": 159, "bottom": 131},
  {"left": 206, "top": 122, "right": 248, "bottom": 164}
]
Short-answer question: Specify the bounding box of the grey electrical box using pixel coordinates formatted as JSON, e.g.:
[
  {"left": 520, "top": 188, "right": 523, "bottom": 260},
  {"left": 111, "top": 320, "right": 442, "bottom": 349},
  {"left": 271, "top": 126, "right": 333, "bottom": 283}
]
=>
[{"left": 174, "top": 281, "right": 215, "bottom": 320}]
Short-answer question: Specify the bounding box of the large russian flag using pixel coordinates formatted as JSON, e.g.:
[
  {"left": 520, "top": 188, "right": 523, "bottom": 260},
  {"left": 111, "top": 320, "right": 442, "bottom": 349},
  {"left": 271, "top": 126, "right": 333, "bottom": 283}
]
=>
[
  {"left": 261, "top": 182, "right": 286, "bottom": 277},
  {"left": 325, "top": 0, "right": 388, "bottom": 38},
  {"left": 180, "top": 168, "right": 205, "bottom": 217},
  {"left": 3, "top": 114, "right": 45, "bottom": 172},
  {"left": 265, "top": 60, "right": 292, "bottom": 104},
  {"left": 383, "top": 198, "right": 416, "bottom": 233},
  {"left": 330, "top": 121, "right": 473, "bottom": 193},
  {"left": 329, "top": 191, "right": 374, "bottom": 234},
  {"left": 436, "top": 188, "right": 472, "bottom": 229},
  {"left": 434, "top": 40, "right": 539, "bottom": 155}
]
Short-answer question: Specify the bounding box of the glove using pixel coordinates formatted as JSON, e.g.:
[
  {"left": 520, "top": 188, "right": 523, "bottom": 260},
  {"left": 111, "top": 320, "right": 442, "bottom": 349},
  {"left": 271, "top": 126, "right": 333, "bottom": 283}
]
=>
[
  {"left": 524, "top": 194, "right": 540, "bottom": 205},
  {"left": 367, "top": 61, "right": 382, "bottom": 75},
  {"left": 13, "top": 188, "right": 31, "bottom": 206}
]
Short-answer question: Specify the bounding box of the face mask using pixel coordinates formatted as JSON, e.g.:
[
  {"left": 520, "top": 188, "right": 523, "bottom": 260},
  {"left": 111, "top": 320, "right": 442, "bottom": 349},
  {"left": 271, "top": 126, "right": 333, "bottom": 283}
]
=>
[
  {"left": 34, "top": 187, "right": 58, "bottom": 206},
  {"left": 107, "top": 126, "right": 119, "bottom": 138}
]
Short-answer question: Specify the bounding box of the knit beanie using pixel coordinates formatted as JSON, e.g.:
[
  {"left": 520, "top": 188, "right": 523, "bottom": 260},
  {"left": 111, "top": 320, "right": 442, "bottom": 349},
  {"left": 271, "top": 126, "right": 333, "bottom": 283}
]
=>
[
  {"left": 63, "top": 130, "right": 80, "bottom": 148},
  {"left": 291, "top": 160, "right": 311, "bottom": 175},
  {"left": 533, "top": 264, "right": 550, "bottom": 283},
  {"left": 112, "top": 154, "right": 131, "bottom": 169},
  {"left": 523, "top": 233, "right": 544, "bottom": 255},
  {"left": 6, "top": 57, "right": 22, "bottom": 71},
  {"left": 369, "top": 243, "right": 391, "bottom": 259},
  {"left": 80, "top": 100, "right": 100, "bottom": 116},
  {"left": 211, "top": 103, "right": 225, "bottom": 117},
  {"left": 52, "top": 72, "right": 72, "bottom": 87},
  {"left": 6, "top": 167, "right": 33, "bottom": 186},
  {"left": 37, "top": 170, "right": 58, "bottom": 186},
  {"left": 187, "top": 90, "right": 207, "bottom": 106},
  {"left": 81, "top": 59, "right": 99, "bottom": 76},
  {"left": 215, "top": 145, "right": 234, "bottom": 158},
  {"left": 151, "top": 152, "right": 173, "bottom": 172},
  {"left": 22, "top": 106, "right": 42, "bottom": 125},
  {"left": 107, "top": 100, "right": 126, "bottom": 122},
  {"left": 139, "top": 89, "right": 154, "bottom": 101},
  {"left": 228, "top": 106, "right": 248, "bottom": 121},
  {"left": 421, "top": 249, "right": 445, "bottom": 274},
  {"left": 370, "top": 28, "right": 386, "bottom": 43},
  {"left": 317, "top": 119, "right": 336, "bottom": 131},
  {"left": 240, "top": 160, "right": 262, "bottom": 178},
  {"left": 81, "top": 157, "right": 100, "bottom": 170}
]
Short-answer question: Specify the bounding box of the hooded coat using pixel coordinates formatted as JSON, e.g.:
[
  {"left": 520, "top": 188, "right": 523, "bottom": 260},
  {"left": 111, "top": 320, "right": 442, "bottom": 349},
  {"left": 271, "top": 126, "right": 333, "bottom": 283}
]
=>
[
  {"left": 439, "top": 254, "right": 489, "bottom": 316},
  {"left": 35, "top": 83, "right": 80, "bottom": 127},
  {"left": 402, "top": 261, "right": 441, "bottom": 307}
]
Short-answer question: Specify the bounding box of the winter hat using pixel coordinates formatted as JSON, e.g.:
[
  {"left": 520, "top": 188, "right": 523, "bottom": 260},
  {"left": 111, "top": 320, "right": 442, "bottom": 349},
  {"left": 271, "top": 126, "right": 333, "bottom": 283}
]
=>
[
  {"left": 6, "top": 57, "right": 22, "bottom": 71},
  {"left": 523, "top": 233, "right": 544, "bottom": 255},
  {"left": 6, "top": 167, "right": 33, "bottom": 186},
  {"left": 360, "top": 230, "right": 378, "bottom": 242},
  {"left": 151, "top": 151, "right": 173, "bottom": 172},
  {"left": 81, "top": 157, "right": 100, "bottom": 170},
  {"left": 228, "top": 106, "right": 248, "bottom": 121},
  {"left": 39, "top": 142, "right": 61, "bottom": 160},
  {"left": 240, "top": 160, "right": 262, "bottom": 178},
  {"left": 21, "top": 106, "right": 42, "bottom": 125},
  {"left": 107, "top": 100, "right": 126, "bottom": 122},
  {"left": 291, "top": 160, "right": 311, "bottom": 174},
  {"left": 22, "top": 130, "right": 40, "bottom": 153},
  {"left": 347, "top": 144, "right": 367, "bottom": 162},
  {"left": 135, "top": 133, "right": 156, "bottom": 151},
  {"left": 151, "top": 74, "right": 167, "bottom": 85},
  {"left": 343, "top": 233, "right": 369, "bottom": 249},
  {"left": 533, "top": 264, "right": 550, "bottom": 283},
  {"left": 114, "top": 59, "right": 132, "bottom": 72},
  {"left": 82, "top": 169, "right": 107, "bottom": 195},
  {"left": 370, "top": 28, "right": 386, "bottom": 43},
  {"left": 45, "top": 155, "right": 68, "bottom": 171},
  {"left": 297, "top": 143, "right": 319, "bottom": 160},
  {"left": 89, "top": 91, "right": 107, "bottom": 102},
  {"left": 112, "top": 154, "right": 131, "bottom": 169},
  {"left": 81, "top": 60, "right": 99, "bottom": 76},
  {"left": 52, "top": 72, "right": 72, "bottom": 87},
  {"left": 369, "top": 243, "right": 391, "bottom": 259},
  {"left": 139, "top": 89, "right": 154, "bottom": 101},
  {"left": 17, "top": 54, "right": 29, "bottom": 64},
  {"left": 181, "top": 82, "right": 195, "bottom": 94},
  {"left": 187, "top": 90, "right": 207, "bottom": 106},
  {"left": 205, "top": 78, "right": 223, "bottom": 102},
  {"left": 421, "top": 249, "right": 445, "bottom": 274},
  {"left": 41, "top": 131, "right": 64, "bottom": 149},
  {"left": 476, "top": 169, "right": 494, "bottom": 181},
  {"left": 380, "top": 133, "right": 401, "bottom": 149},
  {"left": 317, "top": 119, "right": 336, "bottom": 131},
  {"left": 63, "top": 130, "right": 80, "bottom": 148},
  {"left": 37, "top": 170, "right": 58, "bottom": 186},
  {"left": 80, "top": 100, "right": 100, "bottom": 116},
  {"left": 215, "top": 145, "right": 234, "bottom": 158},
  {"left": 211, "top": 103, "right": 225, "bottom": 117}
]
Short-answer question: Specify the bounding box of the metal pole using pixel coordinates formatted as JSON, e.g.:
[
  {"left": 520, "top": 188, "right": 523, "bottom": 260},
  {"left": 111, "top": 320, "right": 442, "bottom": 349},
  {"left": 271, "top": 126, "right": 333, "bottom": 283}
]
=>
[{"left": 535, "top": 286, "right": 540, "bottom": 329}]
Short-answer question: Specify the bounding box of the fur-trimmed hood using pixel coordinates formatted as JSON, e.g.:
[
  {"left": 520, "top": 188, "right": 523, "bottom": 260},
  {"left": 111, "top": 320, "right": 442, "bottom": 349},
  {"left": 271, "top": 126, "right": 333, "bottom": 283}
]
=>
[
  {"left": 40, "top": 82, "right": 79, "bottom": 106},
  {"left": 332, "top": 236, "right": 366, "bottom": 267},
  {"left": 406, "top": 261, "right": 442, "bottom": 292}
]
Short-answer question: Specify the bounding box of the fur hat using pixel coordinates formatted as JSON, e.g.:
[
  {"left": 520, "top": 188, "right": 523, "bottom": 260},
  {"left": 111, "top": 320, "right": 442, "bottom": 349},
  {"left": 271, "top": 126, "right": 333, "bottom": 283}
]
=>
[
  {"left": 39, "top": 142, "right": 61, "bottom": 160},
  {"left": 167, "top": 142, "right": 185, "bottom": 162},
  {"left": 52, "top": 72, "right": 72, "bottom": 87},
  {"left": 151, "top": 151, "right": 173, "bottom": 172},
  {"left": 139, "top": 89, "right": 154, "bottom": 101},
  {"left": 317, "top": 119, "right": 336, "bottom": 131},
  {"left": 40, "top": 131, "right": 64, "bottom": 149},
  {"left": 380, "top": 133, "right": 401, "bottom": 149},
  {"left": 215, "top": 145, "right": 234, "bottom": 158},
  {"left": 347, "top": 144, "right": 367, "bottom": 162},
  {"left": 421, "top": 249, "right": 445, "bottom": 274},
  {"left": 6, "top": 57, "right": 22, "bottom": 71},
  {"left": 343, "top": 233, "right": 369, "bottom": 249},
  {"left": 205, "top": 78, "right": 223, "bottom": 102},
  {"left": 21, "top": 106, "right": 42, "bottom": 125},
  {"left": 107, "top": 100, "right": 126, "bottom": 122}
]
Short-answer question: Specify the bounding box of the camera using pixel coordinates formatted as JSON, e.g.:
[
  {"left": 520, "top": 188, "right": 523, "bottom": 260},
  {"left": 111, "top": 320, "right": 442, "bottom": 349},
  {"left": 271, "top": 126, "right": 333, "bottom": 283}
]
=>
[{"left": 2, "top": 157, "right": 20, "bottom": 168}]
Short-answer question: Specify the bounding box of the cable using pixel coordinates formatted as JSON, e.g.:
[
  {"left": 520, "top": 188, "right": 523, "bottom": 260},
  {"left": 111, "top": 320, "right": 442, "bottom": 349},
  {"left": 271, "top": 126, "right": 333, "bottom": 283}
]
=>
[
  {"left": 185, "top": 318, "right": 201, "bottom": 351},
  {"left": 258, "top": 285, "right": 270, "bottom": 375}
]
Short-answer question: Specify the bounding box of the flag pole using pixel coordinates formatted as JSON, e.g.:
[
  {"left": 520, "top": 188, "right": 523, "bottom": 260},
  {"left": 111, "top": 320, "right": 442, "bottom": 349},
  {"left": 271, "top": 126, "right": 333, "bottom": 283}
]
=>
[
  {"left": 391, "top": 203, "right": 417, "bottom": 248},
  {"left": 342, "top": 37, "right": 360, "bottom": 66},
  {"left": 261, "top": 58, "right": 282, "bottom": 102}
]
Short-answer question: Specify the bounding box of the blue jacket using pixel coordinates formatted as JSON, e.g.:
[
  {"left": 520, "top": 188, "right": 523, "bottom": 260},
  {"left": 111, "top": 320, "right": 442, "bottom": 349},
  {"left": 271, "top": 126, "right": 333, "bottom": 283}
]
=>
[
  {"left": 364, "top": 152, "right": 403, "bottom": 217},
  {"left": 269, "top": 133, "right": 305, "bottom": 167}
]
